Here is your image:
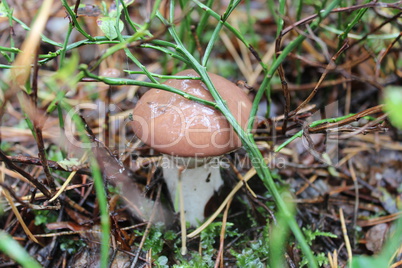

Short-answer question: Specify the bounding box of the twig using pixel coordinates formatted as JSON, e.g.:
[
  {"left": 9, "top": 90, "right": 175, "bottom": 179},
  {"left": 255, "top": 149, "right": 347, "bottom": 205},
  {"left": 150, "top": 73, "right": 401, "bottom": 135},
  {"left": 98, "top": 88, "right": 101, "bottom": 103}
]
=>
[
  {"left": 178, "top": 166, "right": 187, "bottom": 256},
  {"left": 0, "top": 163, "right": 41, "bottom": 244},
  {"left": 308, "top": 105, "right": 384, "bottom": 133},
  {"left": 0, "top": 149, "right": 51, "bottom": 198},
  {"left": 348, "top": 160, "right": 359, "bottom": 243},
  {"left": 276, "top": 35, "right": 290, "bottom": 135},
  {"left": 228, "top": 160, "right": 256, "bottom": 198},
  {"left": 0, "top": 182, "right": 60, "bottom": 210},
  {"left": 73, "top": 0, "right": 81, "bottom": 18},
  {"left": 33, "top": 223, "right": 148, "bottom": 238},
  {"left": 1, "top": 155, "right": 89, "bottom": 172},
  {"left": 35, "top": 126, "right": 57, "bottom": 193},
  {"left": 338, "top": 113, "right": 388, "bottom": 139},
  {"left": 357, "top": 211, "right": 402, "bottom": 227},
  {"left": 289, "top": 40, "right": 349, "bottom": 118},
  {"left": 350, "top": 11, "right": 402, "bottom": 50},
  {"left": 281, "top": 1, "right": 402, "bottom": 36},
  {"left": 375, "top": 31, "right": 402, "bottom": 77},
  {"left": 339, "top": 208, "right": 352, "bottom": 266},
  {"left": 250, "top": 194, "right": 277, "bottom": 225},
  {"left": 214, "top": 198, "right": 233, "bottom": 268}
]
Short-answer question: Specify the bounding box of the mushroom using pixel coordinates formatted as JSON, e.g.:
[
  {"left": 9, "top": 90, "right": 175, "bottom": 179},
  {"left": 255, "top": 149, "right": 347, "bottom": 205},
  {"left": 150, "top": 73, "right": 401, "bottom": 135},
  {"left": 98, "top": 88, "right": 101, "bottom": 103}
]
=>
[{"left": 131, "top": 69, "right": 253, "bottom": 226}]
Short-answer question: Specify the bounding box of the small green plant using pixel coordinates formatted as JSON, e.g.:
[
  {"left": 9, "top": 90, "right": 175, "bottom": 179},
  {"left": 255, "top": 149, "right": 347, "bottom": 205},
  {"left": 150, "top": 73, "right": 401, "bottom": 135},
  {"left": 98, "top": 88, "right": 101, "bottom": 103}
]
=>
[
  {"left": 298, "top": 227, "right": 337, "bottom": 267},
  {"left": 33, "top": 210, "right": 58, "bottom": 227},
  {"left": 230, "top": 225, "right": 269, "bottom": 268},
  {"left": 96, "top": 1, "right": 134, "bottom": 40},
  {"left": 141, "top": 223, "right": 167, "bottom": 257},
  {"left": 59, "top": 237, "right": 86, "bottom": 255}
]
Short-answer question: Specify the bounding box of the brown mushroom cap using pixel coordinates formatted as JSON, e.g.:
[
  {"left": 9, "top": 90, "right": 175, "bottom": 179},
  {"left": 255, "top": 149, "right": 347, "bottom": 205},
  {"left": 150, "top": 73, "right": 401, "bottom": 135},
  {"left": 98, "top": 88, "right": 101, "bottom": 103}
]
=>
[{"left": 131, "top": 69, "right": 253, "bottom": 157}]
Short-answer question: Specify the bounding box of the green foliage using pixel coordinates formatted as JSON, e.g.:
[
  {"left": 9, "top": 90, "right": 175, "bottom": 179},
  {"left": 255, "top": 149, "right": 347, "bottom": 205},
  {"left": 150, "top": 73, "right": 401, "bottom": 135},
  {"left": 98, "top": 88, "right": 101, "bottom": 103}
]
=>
[
  {"left": 174, "top": 253, "right": 211, "bottom": 268},
  {"left": 232, "top": 247, "right": 266, "bottom": 268},
  {"left": 142, "top": 223, "right": 165, "bottom": 256},
  {"left": 59, "top": 237, "right": 86, "bottom": 254},
  {"left": 95, "top": 0, "right": 134, "bottom": 40},
  {"left": 147, "top": 221, "right": 242, "bottom": 267},
  {"left": 155, "top": 256, "right": 169, "bottom": 268},
  {"left": 57, "top": 158, "right": 81, "bottom": 171},
  {"left": 0, "top": 141, "right": 12, "bottom": 153},
  {"left": 0, "top": 0, "right": 399, "bottom": 267},
  {"left": 33, "top": 210, "right": 58, "bottom": 226},
  {"left": 51, "top": 52, "right": 80, "bottom": 82},
  {"left": 0, "top": 2, "right": 7, "bottom": 17},
  {"left": 97, "top": 17, "right": 124, "bottom": 40},
  {"left": 384, "top": 86, "right": 402, "bottom": 129},
  {"left": 199, "top": 222, "right": 222, "bottom": 255},
  {"left": 230, "top": 224, "right": 269, "bottom": 268},
  {"left": 47, "top": 145, "right": 65, "bottom": 162},
  {"left": 302, "top": 227, "right": 338, "bottom": 246},
  {"left": 298, "top": 227, "right": 337, "bottom": 267},
  {"left": 133, "top": 223, "right": 176, "bottom": 262}
]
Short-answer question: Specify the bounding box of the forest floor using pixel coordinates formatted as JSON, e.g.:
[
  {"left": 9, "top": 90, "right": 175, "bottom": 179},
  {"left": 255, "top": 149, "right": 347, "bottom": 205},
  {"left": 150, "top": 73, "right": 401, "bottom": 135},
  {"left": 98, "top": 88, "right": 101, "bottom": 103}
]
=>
[{"left": 0, "top": 0, "right": 401, "bottom": 267}]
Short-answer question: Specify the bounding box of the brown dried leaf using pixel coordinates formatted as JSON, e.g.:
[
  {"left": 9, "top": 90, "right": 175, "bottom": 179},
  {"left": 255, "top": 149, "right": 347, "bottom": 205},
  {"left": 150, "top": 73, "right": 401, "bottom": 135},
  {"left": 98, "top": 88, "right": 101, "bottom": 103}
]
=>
[{"left": 365, "top": 223, "right": 388, "bottom": 254}]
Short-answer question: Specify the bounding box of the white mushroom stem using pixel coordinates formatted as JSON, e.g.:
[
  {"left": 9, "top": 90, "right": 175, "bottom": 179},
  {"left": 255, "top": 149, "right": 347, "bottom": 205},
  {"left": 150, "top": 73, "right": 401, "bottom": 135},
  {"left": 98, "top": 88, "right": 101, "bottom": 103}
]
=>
[{"left": 162, "top": 155, "right": 224, "bottom": 227}]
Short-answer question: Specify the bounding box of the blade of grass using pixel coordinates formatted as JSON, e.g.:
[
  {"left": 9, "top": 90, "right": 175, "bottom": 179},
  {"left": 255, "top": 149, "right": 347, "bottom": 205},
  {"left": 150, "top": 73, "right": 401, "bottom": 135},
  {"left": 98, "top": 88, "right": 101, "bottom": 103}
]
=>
[
  {"left": 1, "top": 0, "right": 16, "bottom": 61},
  {"left": 270, "top": 191, "right": 294, "bottom": 268},
  {"left": 277, "top": 0, "right": 286, "bottom": 37},
  {"left": 0, "top": 231, "right": 42, "bottom": 268},
  {"left": 339, "top": 0, "right": 370, "bottom": 43},
  {"left": 194, "top": 0, "right": 214, "bottom": 50},
  {"left": 59, "top": 23, "right": 74, "bottom": 69},
  {"left": 114, "top": 14, "right": 159, "bottom": 84},
  {"left": 201, "top": 0, "right": 241, "bottom": 67},
  {"left": 61, "top": 101, "right": 110, "bottom": 268},
  {"left": 60, "top": 0, "right": 94, "bottom": 41},
  {"left": 120, "top": 0, "right": 151, "bottom": 34}
]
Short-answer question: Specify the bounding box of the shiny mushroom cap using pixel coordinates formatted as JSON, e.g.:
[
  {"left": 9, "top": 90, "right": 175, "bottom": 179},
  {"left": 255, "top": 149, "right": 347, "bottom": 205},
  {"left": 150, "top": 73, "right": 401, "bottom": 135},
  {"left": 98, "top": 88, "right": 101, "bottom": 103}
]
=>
[{"left": 132, "top": 69, "right": 253, "bottom": 157}]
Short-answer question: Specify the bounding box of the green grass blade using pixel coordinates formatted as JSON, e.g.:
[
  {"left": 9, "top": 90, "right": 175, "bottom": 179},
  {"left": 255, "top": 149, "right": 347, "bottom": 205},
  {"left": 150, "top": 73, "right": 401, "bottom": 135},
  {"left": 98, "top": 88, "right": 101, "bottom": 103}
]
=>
[
  {"left": 201, "top": 0, "right": 241, "bottom": 66},
  {"left": 0, "top": 231, "right": 42, "bottom": 268},
  {"left": 60, "top": 99, "right": 110, "bottom": 268}
]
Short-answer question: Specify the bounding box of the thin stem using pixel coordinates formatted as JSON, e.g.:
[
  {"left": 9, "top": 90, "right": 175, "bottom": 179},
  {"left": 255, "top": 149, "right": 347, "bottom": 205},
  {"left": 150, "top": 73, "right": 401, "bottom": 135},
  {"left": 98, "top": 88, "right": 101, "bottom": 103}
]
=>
[
  {"left": 193, "top": 0, "right": 267, "bottom": 72},
  {"left": 59, "top": 24, "right": 74, "bottom": 69},
  {"left": 116, "top": 29, "right": 159, "bottom": 84},
  {"left": 91, "top": 25, "right": 150, "bottom": 70},
  {"left": 164, "top": 14, "right": 319, "bottom": 267},
  {"left": 60, "top": 0, "right": 94, "bottom": 41},
  {"left": 123, "top": 71, "right": 202, "bottom": 80},
  {"left": 11, "top": 17, "right": 62, "bottom": 47},
  {"left": 80, "top": 66, "right": 218, "bottom": 108},
  {"left": 201, "top": 0, "right": 241, "bottom": 66}
]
